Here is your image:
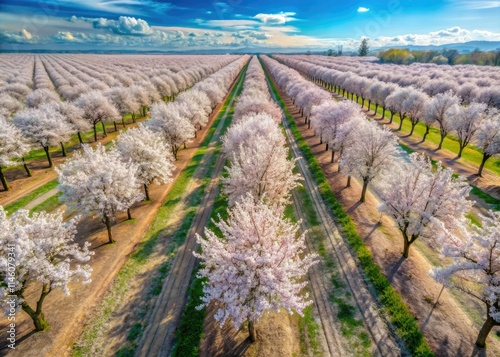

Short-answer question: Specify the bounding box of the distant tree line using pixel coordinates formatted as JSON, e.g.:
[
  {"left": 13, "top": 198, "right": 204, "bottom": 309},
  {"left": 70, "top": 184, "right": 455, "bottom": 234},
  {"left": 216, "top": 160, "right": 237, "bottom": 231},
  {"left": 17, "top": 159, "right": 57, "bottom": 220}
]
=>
[{"left": 378, "top": 48, "right": 500, "bottom": 66}]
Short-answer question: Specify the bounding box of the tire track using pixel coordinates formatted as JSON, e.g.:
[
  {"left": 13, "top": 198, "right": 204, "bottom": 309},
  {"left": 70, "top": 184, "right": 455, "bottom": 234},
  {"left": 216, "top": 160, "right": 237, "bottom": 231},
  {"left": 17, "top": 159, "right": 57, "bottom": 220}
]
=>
[
  {"left": 135, "top": 67, "right": 245, "bottom": 357},
  {"left": 290, "top": 189, "right": 347, "bottom": 356}
]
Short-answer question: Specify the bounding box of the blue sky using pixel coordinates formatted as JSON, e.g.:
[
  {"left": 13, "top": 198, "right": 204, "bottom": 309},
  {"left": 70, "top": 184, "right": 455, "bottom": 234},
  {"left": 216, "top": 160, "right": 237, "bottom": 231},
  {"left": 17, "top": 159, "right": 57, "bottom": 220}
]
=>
[{"left": 0, "top": 0, "right": 499, "bottom": 51}]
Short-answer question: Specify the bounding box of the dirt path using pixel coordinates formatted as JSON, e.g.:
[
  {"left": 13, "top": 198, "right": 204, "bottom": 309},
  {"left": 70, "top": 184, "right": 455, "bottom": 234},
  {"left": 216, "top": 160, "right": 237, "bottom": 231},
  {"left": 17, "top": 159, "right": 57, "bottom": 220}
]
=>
[
  {"left": 282, "top": 95, "right": 500, "bottom": 356},
  {"left": 22, "top": 188, "right": 59, "bottom": 210},
  {"left": 275, "top": 85, "right": 401, "bottom": 356},
  {"left": 135, "top": 71, "right": 245, "bottom": 357},
  {"left": 0, "top": 78, "right": 239, "bottom": 356}
]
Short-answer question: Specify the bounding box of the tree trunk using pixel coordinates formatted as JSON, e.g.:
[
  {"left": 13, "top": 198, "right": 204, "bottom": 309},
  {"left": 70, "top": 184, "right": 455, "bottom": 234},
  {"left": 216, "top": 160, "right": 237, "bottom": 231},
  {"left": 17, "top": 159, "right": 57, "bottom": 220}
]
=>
[
  {"left": 403, "top": 237, "right": 410, "bottom": 258},
  {"left": 437, "top": 133, "right": 446, "bottom": 150},
  {"left": 102, "top": 121, "right": 107, "bottom": 137},
  {"left": 325, "top": 143, "right": 329, "bottom": 151},
  {"left": 375, "top": 104, "right": 379, "bottom": 113},
  {"left": 331, "top": 150, "right": 335, "bottom": 163},
  {"left": 361, "top": 98, "right": 365, "bottom": 107},
  {"left": 144, "top": 183, "right": 150, "bottom": 201},
  {"left": 389, "top": 112, "right": 394, "bottom": 124},
  {"left": 476, "top": 314, "right": 496, "bottom": 348},
  {"left": 382, "top": 107, "right": 386, "bottom": 118},
  {"left": 478, "top": 153, "right": 490, "bottom": 177},
  {"left": 93, "top": 123, "right": 98, "bottom": 142},
  {"left": 423, "top": 125, "right": 430, "bottom": 142},
  {"left": 113, "top": 121, "right": 118, "bottom": 132},
  {"left": 60, "top": 142, "right": 66, "bottom": 157},
  {"left": 21, "top": 283, "right": 51, "bottom": 331},
  {"left": 0, "top": 166, "right": 9, "bottom": 191},
  {"left": 43, "top": 146, "right": 53, "bottom": 168},
  {"left": 248, "top": 320, "right": 257, "bottom": 342},
  {"left": 132, "top": 113, "right": 136, "bottom": 123},
  {"left": 22, "top": 302, "right": 49, "bottom": 331},
  {"left": 127, "top": 208, "right": 132, "bottom": 220},
  {"left": 398, "top": 115, "right": 404, "bottom": 130},
  {"left": 346, "top": 176, "right": 351, "bottom": 187},
  {"left": 22, "top": 157, "right": 31, "bottom": 177},
  {"left": 77, "top": 131, "right": 83, "bottom": 145},
  {"left": 122, "top": 117, "right": 126, "bottom": 127},
  {"left": 308, "top": 120, "right": 311, "bottom": 129},
  {"left": 368, "top": 100, "right": 371, "bottom": 108},
  {"left": 172, "top": 146, "right": 178, "bottom": 161},
  {"left": 410, "top": 122, "right": 417, "bottom": 136},
  {"left": 104, "top": 214, "right": 114, "bottom": 244},
  {"left": 360, "top": 180, "right": 368, "bottom": 202}
]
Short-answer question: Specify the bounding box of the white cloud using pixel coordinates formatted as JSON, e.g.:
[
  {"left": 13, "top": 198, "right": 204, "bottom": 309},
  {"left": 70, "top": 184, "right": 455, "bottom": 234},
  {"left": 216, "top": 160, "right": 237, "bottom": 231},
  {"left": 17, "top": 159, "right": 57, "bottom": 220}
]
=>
[
  {"left": 60, "top": 0, "right": 179, "bottom": 15},
  {"left": 0, "top": 29, "right": 34, "bottom": 43},
  {"left": 21, "top": 28, "right": 32, "bottom": 40},
  {"left": 3, "top": 10, "right": 500, "bottom": 53},
  {"left": 254, "top": 12, "right": 297, "bottom": 25},
  {"left": 74, "top": 16, "right": 156, "bottom": 36},
  {"left": 457, "top": 1, "right": 500, "bottom": 9},
  {"left": 368, "top": 26, "right": 500, "bottom": 49},
  {"left": 201, "top": 19, "right": 261, "bottom": 29},
  {"left": 357, "top": 7, "right": 370, "bottom": 13}
]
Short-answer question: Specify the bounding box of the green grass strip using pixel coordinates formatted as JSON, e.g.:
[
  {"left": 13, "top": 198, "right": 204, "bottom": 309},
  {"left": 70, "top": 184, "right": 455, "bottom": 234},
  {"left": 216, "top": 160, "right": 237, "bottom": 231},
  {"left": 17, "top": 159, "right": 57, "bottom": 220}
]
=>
[
  {"left": 171, "top": 181, "right": 227, "bottom": 357},
  {"left": 261, "top": 59, "right": 434, "bottom": 357},
  {"left": 3, "top": 179, "right": 59, "bottom": 215}
]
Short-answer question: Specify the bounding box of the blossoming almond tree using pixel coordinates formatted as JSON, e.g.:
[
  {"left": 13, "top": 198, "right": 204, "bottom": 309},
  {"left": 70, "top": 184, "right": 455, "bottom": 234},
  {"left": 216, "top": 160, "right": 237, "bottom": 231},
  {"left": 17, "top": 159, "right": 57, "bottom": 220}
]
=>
[
  {"left": 13, "top": 104, "right": 73, "bottom": 168},
  {"left": 340, "top": 121, "right": 398, "bottom": 202},
  {"left": 0, "top": 117, "right": 30, "bottom": 191},
  {"left": 146, "top": 101, "right": 195, "bottom": 160},
  {"left": 115, "top": 124, "right": 175, "bottom": 201},
  {"left": 55, "top": 101, "right": 91, "bottom": 146},
  {"left": 474, "top": 108, "right": 500, "bottom": 176},
  {"left": 57, "top": 144, "right": 143, "bottom": 244},
  {"left": 194, "top": 193, "right": 318, "bottom": 342},
  {"left": 379, "top": 153, "right": 472, "bottom": 258},
  {"left": 0, "top": 207, "right": 93, "bottom": 331},
  {"left": 222, "top": 115, "right": 301, "bottom": 206},
  {"left": 74, "top": 90, "right": 121, "bottom": 142},
  {"left": 424, "top": 90, "right": 460, "bottom": 149},
  {"left": 431, "top": 211, "right": 500, "bottom": 348},
  {"left": 448, "top": 102, "right": 487, "bottom": 158}
]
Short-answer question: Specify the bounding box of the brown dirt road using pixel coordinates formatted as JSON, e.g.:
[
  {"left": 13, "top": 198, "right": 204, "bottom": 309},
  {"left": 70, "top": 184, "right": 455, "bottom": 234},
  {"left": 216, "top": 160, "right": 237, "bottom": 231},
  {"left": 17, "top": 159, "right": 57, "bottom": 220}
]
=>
[
  {"left": 135, "top": 68, "right": 245, "bottom": 357},
  {"left": 264, "top": 67, "right": 402, "bottom": 357}
]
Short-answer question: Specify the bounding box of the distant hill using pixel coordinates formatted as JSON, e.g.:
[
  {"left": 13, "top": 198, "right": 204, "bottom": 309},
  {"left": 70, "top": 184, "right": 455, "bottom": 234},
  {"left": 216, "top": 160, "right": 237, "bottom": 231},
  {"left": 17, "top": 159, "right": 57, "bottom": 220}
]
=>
[{"left": 376, "top": 41, "right": 500, "bottom": 53}]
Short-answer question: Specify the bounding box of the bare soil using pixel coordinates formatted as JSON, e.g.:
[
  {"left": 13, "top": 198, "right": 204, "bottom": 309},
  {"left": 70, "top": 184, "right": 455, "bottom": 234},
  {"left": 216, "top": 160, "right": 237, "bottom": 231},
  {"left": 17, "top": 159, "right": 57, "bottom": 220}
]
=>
[
  {"left": 200, "top": 306, "right": 301, "bottom": 357},
  {"left": 290, "top": 101, "right": 500, "bottom": 356},
  {"left": 0, "top": 103, "right": 226, "bottom": 356}
]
